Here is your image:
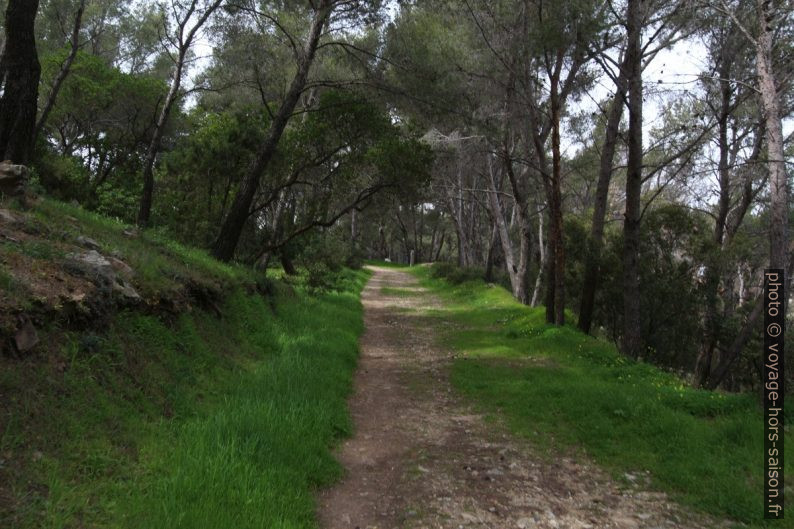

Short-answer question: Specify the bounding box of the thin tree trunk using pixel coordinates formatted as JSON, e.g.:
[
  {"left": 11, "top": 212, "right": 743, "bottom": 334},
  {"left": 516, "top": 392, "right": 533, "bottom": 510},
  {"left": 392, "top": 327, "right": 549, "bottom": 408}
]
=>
[
  {"left": 550, "top": 77, "right": 565, "bottom": 325},
  {"left": 531, "top": 204, "right": 545, "bottom": 307},
  {"left": 137, "top": 0, "right": 225, "bottom": 227},
  {"left": 621, "top": 0, "right": 644, "bottom": 358},
  {"left": 578, "top": 74, "right": 627, "bottom": 334},
  {"left": 694, "top": 51, "right": 733, "bottom": 386},
  {"left": 211, "top": 2, "right": 331, "bottom": 261},
  {"left": 487, "top": 153, "right": 519, "bottom": 293},
  {"left": 485, "top": 223, "right": 498, "bottom": 282},
  {"left": 0, "top": 0, "right": 41, "bottom": 165},
  {"left": 137, "top": 53, "right": 184, "bottom": 226},
  {"left": 34, "top": 0, "right": 85, "bottom": 142}
]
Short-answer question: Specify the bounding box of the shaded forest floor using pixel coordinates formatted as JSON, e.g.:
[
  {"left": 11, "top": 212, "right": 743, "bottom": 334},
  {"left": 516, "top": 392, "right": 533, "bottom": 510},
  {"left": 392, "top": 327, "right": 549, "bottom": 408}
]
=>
[{"left": 318, "top": 266, "right": 737, "bottom": 529}]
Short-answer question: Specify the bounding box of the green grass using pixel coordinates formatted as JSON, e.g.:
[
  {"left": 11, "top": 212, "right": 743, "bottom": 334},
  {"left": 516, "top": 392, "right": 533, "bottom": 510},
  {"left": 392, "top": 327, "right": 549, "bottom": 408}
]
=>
[
  {"left": 1, "top": 264, "right": 370, "bottom": 528},
  {"left": 413, "top": 265, "right": 793, "bottom": 528},
  {"left": 25, "top": 199, "right": 259, "bottom": 298}
]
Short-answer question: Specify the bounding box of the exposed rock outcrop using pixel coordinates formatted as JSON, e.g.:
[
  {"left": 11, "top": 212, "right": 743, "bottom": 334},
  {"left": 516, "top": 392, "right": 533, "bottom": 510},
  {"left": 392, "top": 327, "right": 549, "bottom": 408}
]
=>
[
  {"left": 65, "top": 250, "right": 140, "bottom": 302},
  {"left": 0, "top": 161, "right": 29, "bottom": 197}
]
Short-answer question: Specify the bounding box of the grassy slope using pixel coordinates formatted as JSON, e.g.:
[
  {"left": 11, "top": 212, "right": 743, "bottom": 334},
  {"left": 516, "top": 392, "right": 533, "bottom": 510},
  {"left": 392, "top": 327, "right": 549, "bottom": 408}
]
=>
[
  {"left": 0, "top": 199, "right": 369, "bottom": 528},
  {"left": 414, "top": 266, "right": 792, "bottom": 528}
]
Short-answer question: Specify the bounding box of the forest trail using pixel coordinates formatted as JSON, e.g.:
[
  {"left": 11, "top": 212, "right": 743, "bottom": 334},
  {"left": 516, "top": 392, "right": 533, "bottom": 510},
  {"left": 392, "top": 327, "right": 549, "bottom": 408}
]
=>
[{"left": 317, "top": 266, "right": 725, "bottom": 529}]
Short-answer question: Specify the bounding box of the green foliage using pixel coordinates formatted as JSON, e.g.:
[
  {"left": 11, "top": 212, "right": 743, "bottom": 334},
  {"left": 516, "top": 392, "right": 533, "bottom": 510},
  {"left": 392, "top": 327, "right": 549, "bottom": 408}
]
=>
[
  {"left": 157, "top": 108, "right": 268, "bottom": 246},
  {"left": 567, "top": 205, "right": 713, "bottom": 372},
  {"left": 35, "top": 51, "right": 170, "bottom": 221},
  {"left": 429, "top": 262, "right": 485, "bottom": 284},
  {"left": 414, "top": 266, "right": 793, "bottom": 527}
]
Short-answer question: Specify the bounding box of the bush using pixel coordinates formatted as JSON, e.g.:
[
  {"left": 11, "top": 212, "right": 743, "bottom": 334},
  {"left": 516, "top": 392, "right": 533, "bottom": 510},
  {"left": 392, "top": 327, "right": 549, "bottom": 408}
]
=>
[
  {"left": 306, "top": 261, "right": 339, "bottom": 294},
  {"left": 430, "top": 262, "right": 485, "bottom": 284}
]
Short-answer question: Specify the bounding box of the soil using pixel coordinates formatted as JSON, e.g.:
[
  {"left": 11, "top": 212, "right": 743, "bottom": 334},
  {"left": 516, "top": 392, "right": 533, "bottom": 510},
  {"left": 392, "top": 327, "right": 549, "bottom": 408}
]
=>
[{"left": 317, "top": 266, "right": 729, "bottom": 529}]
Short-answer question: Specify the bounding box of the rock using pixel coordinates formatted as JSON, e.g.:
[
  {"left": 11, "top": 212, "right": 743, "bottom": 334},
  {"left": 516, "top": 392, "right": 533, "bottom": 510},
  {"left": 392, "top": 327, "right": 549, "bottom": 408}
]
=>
[
  {"left": 108, "top": 256, "right": 133, "bottom": 278},
  {"left": 0, "top": 161, "right": 29, "bottom": 197},
  {"left": 122, "top": 228, "right": 138, "bottom": 238},
  {"left": 14, "top": 318, "right": 39, "bottom": 353},
  {"left": 517, "top": 517, "right": 535, "bottom": 529},
  {"left": 76, "top": 235, "right": 102, "bottom": 251},
  {"left": 66, "top": 250, "right": 140, "bottom": 302},
  {"left": 0, "top": 208, "right": 20, "bottom": 224}
]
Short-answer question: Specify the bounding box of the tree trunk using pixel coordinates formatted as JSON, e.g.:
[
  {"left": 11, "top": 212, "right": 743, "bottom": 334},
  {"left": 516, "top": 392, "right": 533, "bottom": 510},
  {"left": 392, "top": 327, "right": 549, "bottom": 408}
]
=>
[
  {"left": 756, "top": 0, "right": 788, "bottom": 277},
  {"left": 485, "top": 223, "right": 498, "bottom": 282},
  {"left": 280, "top": 253, "right": 297, "bottom": 275},
  {"left": 137, "top": 54, "right": 184, "bottom": 226},
  {"left": 694, "top": 51, "right": 733, "bottom": 386},
  {"left": 350, "top": 208, "right": 358, "bottom": 250},
  {"left": 578, "top": 75, "right": 626, "bottom": 334},
  {"left": 137, "top": 0, "right": 225, "bottom": 227},
  {"left": 497, "top": 151, "right": 533, "bottom": 304},
  {"left": 544, "top": 247, "right": 556, "bottom": 323},
  {"left": 211, "top": 2, "right": 331, "bottom": 261},
  {"left": 621, "top": 0, "right": 644, "bottom": 358},
  {"left": 0, "top": 0, "right": 41, "bottom": 165},
  {"left": 34, "top": 0, "right": 84, "bottom": 142},
  {"left": 487, "top": 153, "right": 519, "bottom": 293},
  {"left": 531, "top": 205, "right": 545, "bottom": 307},
  {"left": 550, "top": 81, "right": 565, "bottom": 325}
]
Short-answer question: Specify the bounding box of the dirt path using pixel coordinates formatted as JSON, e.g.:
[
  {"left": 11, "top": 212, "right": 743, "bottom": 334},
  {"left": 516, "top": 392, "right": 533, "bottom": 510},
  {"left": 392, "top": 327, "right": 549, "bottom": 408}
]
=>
[{"left": 317, "top": 266, "right": 726, "bottom": 529}]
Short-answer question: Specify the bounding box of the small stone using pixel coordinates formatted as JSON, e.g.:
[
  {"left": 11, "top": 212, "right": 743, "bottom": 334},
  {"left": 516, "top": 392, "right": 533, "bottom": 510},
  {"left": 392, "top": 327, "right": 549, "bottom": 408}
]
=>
[
  {"left": 108, "top": 256, "right": 134, "bottom": 278},
  {"left": 76, "top": 235, "right": 102, "bottom": 250},
  {"left": 0, "top": 208, "right": 20, "bottom": 224},
  {"left": 14, "top": 318, "right": 39, "bottom": 353},
  {"left": 517, "top": 517, "right": 534, "bottom": 529}
]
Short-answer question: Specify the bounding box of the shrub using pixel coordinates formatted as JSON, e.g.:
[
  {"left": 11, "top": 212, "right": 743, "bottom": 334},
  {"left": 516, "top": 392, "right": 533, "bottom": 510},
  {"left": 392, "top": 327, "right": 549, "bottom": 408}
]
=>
[{"left": 430, "top": 262, "right": 485, "bottom": 284}]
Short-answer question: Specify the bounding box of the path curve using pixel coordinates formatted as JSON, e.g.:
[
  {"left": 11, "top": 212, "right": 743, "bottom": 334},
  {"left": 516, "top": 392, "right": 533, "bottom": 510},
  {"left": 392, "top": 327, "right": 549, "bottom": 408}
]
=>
[{"left": 317, "top": 266, "right": 727, "bottom": 529}]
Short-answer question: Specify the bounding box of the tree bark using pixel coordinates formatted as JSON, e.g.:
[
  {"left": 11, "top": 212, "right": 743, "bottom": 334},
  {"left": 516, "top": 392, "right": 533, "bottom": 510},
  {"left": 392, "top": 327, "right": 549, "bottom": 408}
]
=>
[
  {"left": 211, "top": 2, "right": 331, "bottom": 261},
  {"left": 549, "top": 76, "right": 565, "bottom": 325},
  {"left": 578, "top": 73, "right": 627, "bottom": 334},
  {"left": 485, "top": 223, "right": 499, "bottom": 282},
  {"left": 621, "top": 0, "right": 644, "bottom": 358},
  {"left": 755, "top": 0, "right": 788, "bottom": 276},
  {"left": 531, "top": 204, "right": 545, "bottom": 307},
  {"left": 487, "top": 153, "right": 520, "bottom": 292},
  {"left": 0, "top": 0, "right": 41, "bottom": 165}
]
